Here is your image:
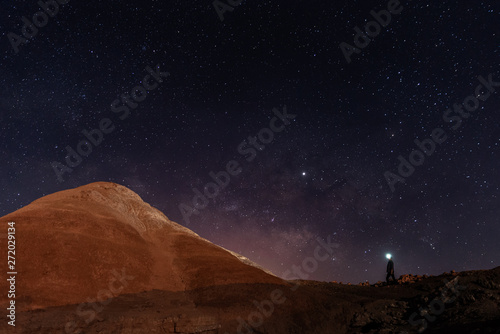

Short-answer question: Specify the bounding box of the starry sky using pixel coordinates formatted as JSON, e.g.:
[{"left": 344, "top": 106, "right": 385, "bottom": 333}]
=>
[{"left": 0, "top": 0, "right": 499, "bottom": 284}]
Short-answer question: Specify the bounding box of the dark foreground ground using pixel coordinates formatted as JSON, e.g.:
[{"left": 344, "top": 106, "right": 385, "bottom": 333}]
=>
[{"left": 5, "top": 267, "right": 500, "bottom": 334}]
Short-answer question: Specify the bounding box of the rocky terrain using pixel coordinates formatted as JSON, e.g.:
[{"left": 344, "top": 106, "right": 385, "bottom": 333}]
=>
[{"left": 1, "top": 182, "right": 499, "bottom": 333}]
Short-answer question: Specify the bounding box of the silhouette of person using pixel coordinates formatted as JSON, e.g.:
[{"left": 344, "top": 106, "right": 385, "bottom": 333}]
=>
[{"left": 386, "top": 255, "right": 396, "bottom": 283}]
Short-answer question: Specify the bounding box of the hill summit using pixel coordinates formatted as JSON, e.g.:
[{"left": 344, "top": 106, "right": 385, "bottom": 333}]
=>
[{"left": 0, "top": 182, "right": 283, "bottom": 312}]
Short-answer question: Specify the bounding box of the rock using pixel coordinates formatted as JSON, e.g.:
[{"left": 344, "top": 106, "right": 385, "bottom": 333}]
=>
[{"left": 166, "top": 314, "right": 220, "bottom": 333}]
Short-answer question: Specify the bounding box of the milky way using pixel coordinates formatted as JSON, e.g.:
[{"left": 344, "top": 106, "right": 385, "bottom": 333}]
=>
[{"left": 0, "top": 0, "right": 499, "bottom": 283}]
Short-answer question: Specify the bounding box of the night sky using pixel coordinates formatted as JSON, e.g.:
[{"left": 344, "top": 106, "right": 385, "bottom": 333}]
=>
[{"left": 0, "top": 0, "right": 499, "bottom": 284}]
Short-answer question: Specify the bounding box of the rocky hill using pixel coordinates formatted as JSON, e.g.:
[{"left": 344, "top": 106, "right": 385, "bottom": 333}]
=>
[{"left": 0, "top": 182, "right": 283, "bottom": 312}]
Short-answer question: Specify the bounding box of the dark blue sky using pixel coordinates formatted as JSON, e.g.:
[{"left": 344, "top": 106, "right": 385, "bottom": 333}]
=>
[{"left": 0, "top": 0, "right": 499, "bottom": 283}]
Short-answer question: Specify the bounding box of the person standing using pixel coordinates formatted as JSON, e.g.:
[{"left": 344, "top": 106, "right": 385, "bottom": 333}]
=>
[{"left": 386, "top": 254, "right": 396, "bottom": 284}]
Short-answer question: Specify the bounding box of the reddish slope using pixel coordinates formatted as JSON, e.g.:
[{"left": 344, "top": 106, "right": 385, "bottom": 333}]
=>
[{"left": 0, "top": 182, "right": 284, "bottom": 312}]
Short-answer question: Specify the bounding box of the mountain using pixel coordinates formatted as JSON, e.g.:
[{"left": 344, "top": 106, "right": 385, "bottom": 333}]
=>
[
  {"left": 1, "top": 182, "right": 499, "bottom": 334},
  {"left": 0, "top": 182, "right": 284, "bottom": 312}
]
